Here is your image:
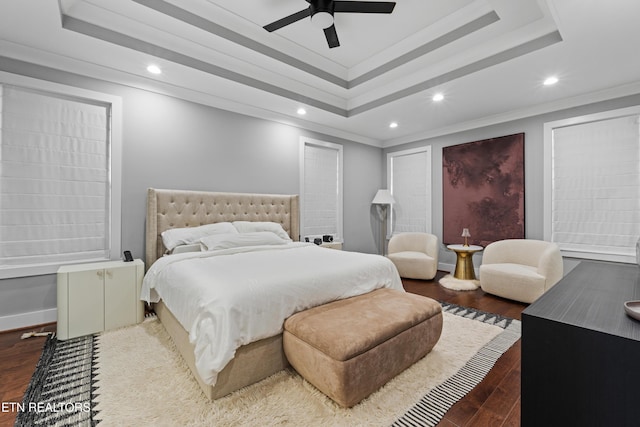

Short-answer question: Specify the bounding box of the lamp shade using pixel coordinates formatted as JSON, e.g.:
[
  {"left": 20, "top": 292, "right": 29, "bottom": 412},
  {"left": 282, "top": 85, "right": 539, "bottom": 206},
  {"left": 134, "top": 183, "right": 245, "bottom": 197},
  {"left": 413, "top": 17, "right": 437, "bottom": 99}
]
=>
[
  {"left": 372, "top": 189, "right": 395, "bottom": 205},
  {"left": 461, "top": 228, "right": 471, "bottom": 237}
]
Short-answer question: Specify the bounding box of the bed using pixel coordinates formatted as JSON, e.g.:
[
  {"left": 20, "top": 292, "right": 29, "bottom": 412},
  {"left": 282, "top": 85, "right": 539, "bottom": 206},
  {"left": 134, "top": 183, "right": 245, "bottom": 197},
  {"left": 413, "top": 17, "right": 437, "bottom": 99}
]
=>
[{"left": 142, "top": 188, "right": 403, "bottom": 400}]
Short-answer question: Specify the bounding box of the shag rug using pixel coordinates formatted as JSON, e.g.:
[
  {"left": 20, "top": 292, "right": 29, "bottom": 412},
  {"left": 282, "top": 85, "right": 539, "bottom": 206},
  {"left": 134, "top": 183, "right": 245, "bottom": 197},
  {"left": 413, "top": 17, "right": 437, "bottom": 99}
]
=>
[
  {"left": 439, "top": 274, "right": 481, "bottom": 291},
  {"left": 17, "top": 303, "right": 520, "bottom": 427}
]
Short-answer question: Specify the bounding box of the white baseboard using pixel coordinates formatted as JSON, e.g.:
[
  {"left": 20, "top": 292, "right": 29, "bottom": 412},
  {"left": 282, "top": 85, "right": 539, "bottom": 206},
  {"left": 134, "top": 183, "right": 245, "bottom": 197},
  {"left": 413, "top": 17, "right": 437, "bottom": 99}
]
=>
[{"left": 0, "top": 308, "right": 57, "bottom": 332}]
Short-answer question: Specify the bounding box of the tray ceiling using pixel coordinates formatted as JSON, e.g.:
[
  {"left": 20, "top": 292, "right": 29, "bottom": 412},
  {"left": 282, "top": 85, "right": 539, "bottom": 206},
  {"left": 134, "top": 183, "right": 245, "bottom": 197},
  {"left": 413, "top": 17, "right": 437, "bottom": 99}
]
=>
[{"left": 1, "top": 0, "right": 639, "bottom": 146}]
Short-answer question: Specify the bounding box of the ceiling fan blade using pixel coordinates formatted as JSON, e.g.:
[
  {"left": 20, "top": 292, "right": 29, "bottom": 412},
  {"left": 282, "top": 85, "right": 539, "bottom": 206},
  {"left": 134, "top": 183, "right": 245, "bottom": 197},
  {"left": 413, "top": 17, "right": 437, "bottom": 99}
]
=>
[
  {"left": 263, "top": 8, "right": 311, "bottom": 32},
  {"left": 324, "top": 24, "right": 340, "bottom": 48},
  {"left": 334, "top": 1, "right": 396, "bottom": 13}
]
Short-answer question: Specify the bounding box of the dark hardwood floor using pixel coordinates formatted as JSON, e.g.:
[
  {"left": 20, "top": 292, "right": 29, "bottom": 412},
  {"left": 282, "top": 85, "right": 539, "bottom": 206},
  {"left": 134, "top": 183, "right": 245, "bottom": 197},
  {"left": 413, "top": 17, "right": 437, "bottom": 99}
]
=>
[
  {"left": 0, "top": 270, "right": 526, "bottom": 427},
  {"left": 404, "top": 271, "right": 527, "bottom": 427},
  {"left": 0, "top": 322, "right": 56, "bottom": 427}
]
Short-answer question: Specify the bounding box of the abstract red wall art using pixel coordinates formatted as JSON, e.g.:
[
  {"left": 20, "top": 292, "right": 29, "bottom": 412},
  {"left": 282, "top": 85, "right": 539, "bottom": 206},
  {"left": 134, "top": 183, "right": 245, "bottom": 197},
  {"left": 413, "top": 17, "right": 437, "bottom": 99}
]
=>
[{"left": 442, "top": 133, "right": 525, "bottom": 247}]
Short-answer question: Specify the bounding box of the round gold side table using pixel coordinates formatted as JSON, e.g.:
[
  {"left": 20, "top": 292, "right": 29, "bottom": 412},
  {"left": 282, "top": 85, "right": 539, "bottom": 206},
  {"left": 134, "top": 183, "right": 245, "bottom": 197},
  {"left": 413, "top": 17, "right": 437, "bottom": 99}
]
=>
[{"left": 446, "top": 244, "right": 483, "bottom": 280}]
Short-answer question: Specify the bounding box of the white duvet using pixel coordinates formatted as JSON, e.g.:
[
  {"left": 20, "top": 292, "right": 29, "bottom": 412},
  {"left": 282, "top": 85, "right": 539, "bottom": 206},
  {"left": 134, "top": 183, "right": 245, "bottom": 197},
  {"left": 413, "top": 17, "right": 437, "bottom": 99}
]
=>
[{"left": 140, "top": 242, "right": 403, "bottom": 386}]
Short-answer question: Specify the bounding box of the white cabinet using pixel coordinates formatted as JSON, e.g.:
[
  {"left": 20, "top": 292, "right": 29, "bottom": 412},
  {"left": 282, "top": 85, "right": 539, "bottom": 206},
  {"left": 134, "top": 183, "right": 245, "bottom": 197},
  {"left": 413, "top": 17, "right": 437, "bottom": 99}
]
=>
[{"left": 57, "top": 259, "right": 144, "bottom": 340}]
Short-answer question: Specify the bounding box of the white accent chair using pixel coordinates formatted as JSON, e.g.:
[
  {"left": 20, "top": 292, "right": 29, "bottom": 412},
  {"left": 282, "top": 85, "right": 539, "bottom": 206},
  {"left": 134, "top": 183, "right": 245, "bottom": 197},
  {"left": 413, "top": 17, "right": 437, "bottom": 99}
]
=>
[
  {"left": 479, "top": 239, "right": 563, "bottom": 303},
  {"left": 387, "top": 233, "right": 438, "bottom": 280}
]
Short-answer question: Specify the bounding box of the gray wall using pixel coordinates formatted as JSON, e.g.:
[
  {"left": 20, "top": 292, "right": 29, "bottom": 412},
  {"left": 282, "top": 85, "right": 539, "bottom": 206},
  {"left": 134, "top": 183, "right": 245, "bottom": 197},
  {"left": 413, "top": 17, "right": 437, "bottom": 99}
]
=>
[
  {"left": 384, "top": 93, "right": 640, "bottom": 272},
  {"left": 0, "top": 58, "right": 383, "bottom": 326}
]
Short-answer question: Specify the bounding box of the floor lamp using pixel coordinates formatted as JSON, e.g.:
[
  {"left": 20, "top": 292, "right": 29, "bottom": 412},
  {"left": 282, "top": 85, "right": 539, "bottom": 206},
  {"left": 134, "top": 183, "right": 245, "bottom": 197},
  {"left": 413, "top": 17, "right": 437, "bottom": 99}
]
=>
[{"left": 372, "top": 189, "right": 395, "bottom": 255}]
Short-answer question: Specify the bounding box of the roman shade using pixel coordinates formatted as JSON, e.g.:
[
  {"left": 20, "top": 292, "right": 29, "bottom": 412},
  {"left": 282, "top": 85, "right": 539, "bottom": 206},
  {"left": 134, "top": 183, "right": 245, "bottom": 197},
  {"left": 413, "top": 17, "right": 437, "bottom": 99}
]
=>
[{"left": 0, "top": 84, "right": 112, "bottom": 275}]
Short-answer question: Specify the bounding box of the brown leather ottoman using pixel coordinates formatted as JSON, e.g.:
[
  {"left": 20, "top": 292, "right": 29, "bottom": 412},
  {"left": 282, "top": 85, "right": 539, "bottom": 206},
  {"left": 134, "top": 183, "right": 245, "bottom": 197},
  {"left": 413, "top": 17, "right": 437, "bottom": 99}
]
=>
[{"left": 283, "top": 288, "right": 443, "bottom": 407}]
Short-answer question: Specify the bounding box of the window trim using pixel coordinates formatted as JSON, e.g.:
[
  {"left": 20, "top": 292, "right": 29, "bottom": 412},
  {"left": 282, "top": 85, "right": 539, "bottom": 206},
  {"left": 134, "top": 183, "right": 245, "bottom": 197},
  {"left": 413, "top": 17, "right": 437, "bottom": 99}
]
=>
[
  {"left": 0, "top": 71, "right": 122, "bottom": 279},
  {"left": 543, "top": 105, "right": 640, "bottom": 263},
  {"left": 386, "top": 146, "right": 432, "bottom": 237},
  {"left": 299, "top": 137, "right": 344, "bottom": 243}
]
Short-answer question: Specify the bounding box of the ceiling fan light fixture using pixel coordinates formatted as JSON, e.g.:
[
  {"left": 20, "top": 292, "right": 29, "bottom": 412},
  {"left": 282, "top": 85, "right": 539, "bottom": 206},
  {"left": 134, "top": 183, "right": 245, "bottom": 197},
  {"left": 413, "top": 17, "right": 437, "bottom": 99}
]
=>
[
  {"left": 263, "top": 1, "right": 396, "bottom": 48},
  {"left": 311, "top": 11, "right": 334, "bottom": 29}
]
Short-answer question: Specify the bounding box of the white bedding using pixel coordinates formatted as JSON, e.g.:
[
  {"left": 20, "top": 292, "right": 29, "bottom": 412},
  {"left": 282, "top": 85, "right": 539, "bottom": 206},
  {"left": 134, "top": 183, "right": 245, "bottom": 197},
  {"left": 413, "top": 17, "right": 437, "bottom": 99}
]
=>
[{"left": 140, "top": 242, "right": 403, "bottom": 386}]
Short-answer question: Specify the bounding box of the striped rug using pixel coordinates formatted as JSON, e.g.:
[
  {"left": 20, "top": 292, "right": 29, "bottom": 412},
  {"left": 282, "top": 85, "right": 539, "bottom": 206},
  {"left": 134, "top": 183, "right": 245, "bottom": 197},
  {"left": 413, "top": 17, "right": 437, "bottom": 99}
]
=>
[
  {"left": 392, "top": 303, "right": 521, "bottom": 426},
  {"left": 14, "top": 335, "right": 97, "bottom": 426}
]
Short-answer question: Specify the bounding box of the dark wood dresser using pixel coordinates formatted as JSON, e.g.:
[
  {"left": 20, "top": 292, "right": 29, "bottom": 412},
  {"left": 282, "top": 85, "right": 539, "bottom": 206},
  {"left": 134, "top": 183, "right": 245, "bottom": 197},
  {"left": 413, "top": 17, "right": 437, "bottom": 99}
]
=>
[{"left": 521, "top": 260, "right": 640, "bottom": 426}]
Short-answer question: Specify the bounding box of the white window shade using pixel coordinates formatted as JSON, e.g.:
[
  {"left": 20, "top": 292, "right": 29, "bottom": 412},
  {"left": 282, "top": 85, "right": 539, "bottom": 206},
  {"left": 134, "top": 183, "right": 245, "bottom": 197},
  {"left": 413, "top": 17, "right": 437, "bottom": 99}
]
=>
[
  {"left": 550, "top": 113, "right": 640, "bottom": 261},
  {"left": 300, "top": 138, "right": 343, "bottom": 241},
  {"left": 388, "top": 147, "right": 431, "bottom": 234},
  {"left": 0, "top": 84, "right": 113, "bottom": 273}
]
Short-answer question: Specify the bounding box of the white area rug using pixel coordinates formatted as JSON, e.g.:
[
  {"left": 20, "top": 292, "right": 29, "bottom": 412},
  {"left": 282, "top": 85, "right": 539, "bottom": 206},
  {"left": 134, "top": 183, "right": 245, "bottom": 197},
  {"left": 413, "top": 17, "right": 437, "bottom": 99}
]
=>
[
  {"left": 439, "top": 274, "right": 480, "bottom": 291},
  {"left": 93, "top": 305, "right": 519, "bottom": 426}
]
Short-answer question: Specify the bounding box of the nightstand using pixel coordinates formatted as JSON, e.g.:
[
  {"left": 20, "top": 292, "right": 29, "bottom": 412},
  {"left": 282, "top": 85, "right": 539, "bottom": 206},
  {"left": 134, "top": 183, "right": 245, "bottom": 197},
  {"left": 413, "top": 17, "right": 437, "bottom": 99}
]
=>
[
  {"left": 320, "top": 241, "right": 343, "bottom": 250},
  {"left": 57, "top": 259, "right": 145, "bottom": 340}
]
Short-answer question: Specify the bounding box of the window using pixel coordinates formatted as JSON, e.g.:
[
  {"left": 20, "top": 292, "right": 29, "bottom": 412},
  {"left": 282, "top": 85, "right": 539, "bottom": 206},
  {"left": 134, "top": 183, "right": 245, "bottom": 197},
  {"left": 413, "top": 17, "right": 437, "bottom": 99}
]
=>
[
  {"left": 544, "top": 106, "right": 640, "bottom": 263},
  {"left": 387, "top": 146, "right": 432, "bottom": 235},
  {"left": 0, "top": 73, "right": 121, "bottom": 278},
  {"left": 299, "top": 137, "right": 343, "bottom": 242}
]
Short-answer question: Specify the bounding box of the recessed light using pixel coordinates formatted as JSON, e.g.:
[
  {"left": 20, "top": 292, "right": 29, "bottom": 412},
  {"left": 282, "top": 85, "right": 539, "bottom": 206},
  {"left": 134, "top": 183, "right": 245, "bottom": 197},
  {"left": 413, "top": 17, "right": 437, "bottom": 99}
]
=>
[
  {"left": 297, "top": 108, "right": 307, "bottom": 115},
  {"left": 389, "top": 122, "right": 398, "bottom": 129},
  {"left": 146, "top": 64, "right": 162, "bottom": 75},
  {"left": 543, "top": 76, "right": 558, "bottom": 86},
  {"left": 432, "top": 93, "right": 444, "bottom": 102}
]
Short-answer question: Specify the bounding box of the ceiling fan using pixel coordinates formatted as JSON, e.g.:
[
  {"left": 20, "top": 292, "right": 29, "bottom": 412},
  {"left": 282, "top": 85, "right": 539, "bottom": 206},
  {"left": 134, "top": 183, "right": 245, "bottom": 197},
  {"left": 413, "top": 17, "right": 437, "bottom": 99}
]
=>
[{"left": 263, "top": 0, "right": 396, "bottom": 49}]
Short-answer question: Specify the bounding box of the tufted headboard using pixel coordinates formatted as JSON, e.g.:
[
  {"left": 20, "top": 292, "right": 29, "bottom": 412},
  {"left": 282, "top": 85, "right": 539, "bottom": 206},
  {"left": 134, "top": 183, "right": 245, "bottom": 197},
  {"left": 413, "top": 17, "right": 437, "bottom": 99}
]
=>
[{"left": 145, "top": 188, "right": 300, "bottom": 269}]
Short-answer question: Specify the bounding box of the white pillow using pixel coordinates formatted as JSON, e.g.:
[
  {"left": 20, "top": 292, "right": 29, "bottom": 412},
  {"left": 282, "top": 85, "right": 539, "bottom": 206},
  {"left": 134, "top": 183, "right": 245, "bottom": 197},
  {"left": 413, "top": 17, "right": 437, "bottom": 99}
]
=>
[
  {"left": 170, "top": 243, "right": 201, "bottom": 255},
  {"left": 200, "top": 232, "right": 289, "bottom": 251},
  {"left": 161, "top": 222, "right": 238, "bottom": 251},
  {"left": 232, "top": 221, "right": 292, "bottom": 241}
]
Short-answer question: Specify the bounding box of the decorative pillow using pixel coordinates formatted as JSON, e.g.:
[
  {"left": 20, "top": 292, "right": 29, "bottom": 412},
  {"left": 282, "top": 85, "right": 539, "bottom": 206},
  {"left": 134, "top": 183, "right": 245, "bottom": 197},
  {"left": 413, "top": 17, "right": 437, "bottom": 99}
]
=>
[
  {"left": 232, "top": 221, "right": 292, "bottom": 241},
  {"left": 200, "top": 232, "right": 289, "bottom": 251},
  {"left": 161, "top": 222, "right": 238, "bottom": 251}
]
